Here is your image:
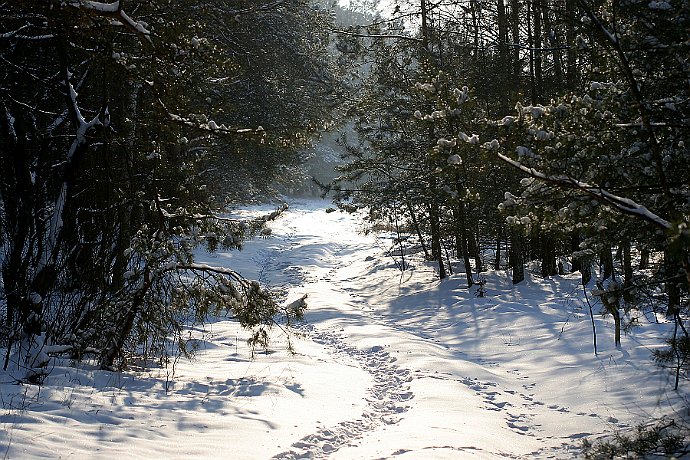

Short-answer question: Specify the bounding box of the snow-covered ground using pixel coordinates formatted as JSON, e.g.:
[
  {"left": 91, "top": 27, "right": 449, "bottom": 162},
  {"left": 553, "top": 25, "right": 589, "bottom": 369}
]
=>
[{"left": 1, "top": 199, "right": 687, "bottom": 459}]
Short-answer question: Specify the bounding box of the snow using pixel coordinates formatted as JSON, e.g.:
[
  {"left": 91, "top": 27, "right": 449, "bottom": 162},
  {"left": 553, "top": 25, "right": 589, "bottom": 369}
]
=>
[
  {"left": 1, "top": 199, "right": 686, "bottom": 458},
  {"left": 447, "top": 154, "right": 462, "bottom": 165},
  {"left": 497, "top": 152, "right": 673, "bottom": 229},
  {"left": 648, "top": 0, "right": 673, "bottom": 9},
  {"left": 78, "top": 1, "right": 121, "bottom": 14}
]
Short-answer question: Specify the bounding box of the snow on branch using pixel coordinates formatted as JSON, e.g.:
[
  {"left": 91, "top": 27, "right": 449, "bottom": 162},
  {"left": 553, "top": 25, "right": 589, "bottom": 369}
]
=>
[
  {"left": 577, "top": 0, "right": 619, "bottom": 45},
  {"left": 39, "top": 66, "right": 104, "bottom": 271},
  {"left": 0, "top": 26, "right": 54, "bottom": 40},
  {"left": 164, "top": 263, "right": 246, "bottom": 284},
  {"left": 159, "top": 99, "right": 266, "bottom": 136},
  {"left": 77, "top": 0, "right": 120, "bottom": 13},
  {"left": 497, "top": 152, "right": 672, "bottom": 230},
  {"left": 66, "top": 0, "right": 152, "bottom": 43},
  {"left": 63, "top": 69, "right": 102, "bottom": 160},
  {"left": 333, "top": 28, "right": 422, "bottom": 42}
]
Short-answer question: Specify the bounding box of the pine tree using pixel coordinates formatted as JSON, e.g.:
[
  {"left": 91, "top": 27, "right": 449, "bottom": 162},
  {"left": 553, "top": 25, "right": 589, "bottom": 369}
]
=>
[{"left": 0, "top": 0, "right": 339, "bottom": 379}]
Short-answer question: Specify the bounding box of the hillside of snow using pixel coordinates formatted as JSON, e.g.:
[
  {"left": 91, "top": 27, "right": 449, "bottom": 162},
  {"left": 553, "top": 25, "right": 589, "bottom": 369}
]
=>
[{"left": 1, "top": 199, "right": 687, "bottom": 459}]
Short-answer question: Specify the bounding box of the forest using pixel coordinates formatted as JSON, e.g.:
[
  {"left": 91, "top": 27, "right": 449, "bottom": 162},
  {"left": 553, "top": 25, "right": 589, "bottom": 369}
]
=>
[{"left": 0, "top": 0, "right": 688, "bottom": 457}]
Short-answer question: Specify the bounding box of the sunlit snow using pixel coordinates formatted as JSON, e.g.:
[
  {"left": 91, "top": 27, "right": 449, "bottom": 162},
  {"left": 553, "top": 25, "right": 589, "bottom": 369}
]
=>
[{"left": 1, "top": 199, "right": 685, "bottom": 458}]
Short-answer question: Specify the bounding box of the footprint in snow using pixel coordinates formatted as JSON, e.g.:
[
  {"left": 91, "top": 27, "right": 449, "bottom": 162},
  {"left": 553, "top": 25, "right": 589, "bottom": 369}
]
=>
[{"left": 272, "top": 325, "right": 414, "bottom": 459}]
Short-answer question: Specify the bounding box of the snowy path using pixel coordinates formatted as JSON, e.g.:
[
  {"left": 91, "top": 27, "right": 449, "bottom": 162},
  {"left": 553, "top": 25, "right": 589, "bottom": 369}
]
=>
[
  {"left": 227, "top": 202, "right": 567, "bottom": 458},
  {"left": 237, "top": 212, "right": 417, "bottom": 458},
  {"left": 273, "top": 325, "right": 413, "bottom": 459},
  {"left": 1, "top": 198, "right": 684, "bottom": 459},
  {"left": 226, "top": 200, "right": 682, "bottom": 459}
]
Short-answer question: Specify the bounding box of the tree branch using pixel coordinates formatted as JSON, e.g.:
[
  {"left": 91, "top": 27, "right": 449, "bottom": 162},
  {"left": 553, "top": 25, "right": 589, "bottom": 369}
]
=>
[
  {"left": 496, "top": 152, "right": 672, "bottom": 229},
  {"left": 66, "top": 0, "right": 152, "bottom": 44}
]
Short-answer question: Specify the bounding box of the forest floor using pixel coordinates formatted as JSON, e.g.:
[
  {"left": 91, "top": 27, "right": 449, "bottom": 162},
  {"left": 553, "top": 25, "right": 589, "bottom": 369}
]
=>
[{"left": 1, "top": 198, "right": 687, "bottom": 459}]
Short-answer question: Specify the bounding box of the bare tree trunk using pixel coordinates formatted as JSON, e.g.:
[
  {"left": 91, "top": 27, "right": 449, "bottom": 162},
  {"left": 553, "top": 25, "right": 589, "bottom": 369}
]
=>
[
  {"left": 622, "top": 241, "right": 634, "bottom": 303},
  {"left": 430, "top": 201, "right": 447, "bottom": 280},
  {"left": 494, "top": 226, "right": 503, "bottom": 269},
  {"left": 527, "top": 0, "right": 536, "bottom": 103},
  {"left": 510, "top": 228, "right": 525, "bottom": 284},
  {"left": 601, "top": 246, "right": 614, "bottom": 280},
  {"left": 571, "top": 232, "right": 582, "bottom": 272},
  {"left": 497, "top": 0, "right": 510, "bottom": 95},
  {"left": 469, "top": 227, "right": 483, "bottom": 274},
  {"left": 540, "top": 234, "right": 558, "bottom": 278},
  {"left": 470, "top": 0, "right": 480, "bottom": 57},
  {"left": 543, "top": 0, "right": 563, "bottom": 93},
  {"left": 639, "top": 248, "right": 650, "bottom": 270},
  {"left": 406, "top": 199, "right": 430, "bottom": 260},
  {"left": 664, "top": 250, "right": 681, "bottom": 317},
  {"left": 565, "top": 0, "right": 578, "bottom": 89},
  {"left": 511, "top": 0, "right": 521, "bottom": 85},
  {"left": 452, "top": 173, "right": 474, "bottom": 286},
  {"left": 533, "top": 0, "right": 544, "bottom": 102},
  {"left": 612, "top": 305, "right": 622, "bottom": 348}
]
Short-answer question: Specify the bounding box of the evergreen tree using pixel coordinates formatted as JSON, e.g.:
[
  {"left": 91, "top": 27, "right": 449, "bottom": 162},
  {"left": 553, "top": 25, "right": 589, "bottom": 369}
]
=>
[
  {"left": 495, "top": 0, "right": 688, "bottom": 363},
  {"left": 0, "top": 0, "right": 338, "bottom": 380}
]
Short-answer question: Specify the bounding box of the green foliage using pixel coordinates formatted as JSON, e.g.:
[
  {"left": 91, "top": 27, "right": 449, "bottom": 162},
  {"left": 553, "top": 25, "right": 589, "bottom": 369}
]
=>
[
  {"left": 336, "top": 0, "right": 689, "bottom": 394},
  {"left": 0, "top": 1, "right": 328, "bottom": 376},
  {"left": 581, "top": 420, "right": 688, "bottom": 459}
]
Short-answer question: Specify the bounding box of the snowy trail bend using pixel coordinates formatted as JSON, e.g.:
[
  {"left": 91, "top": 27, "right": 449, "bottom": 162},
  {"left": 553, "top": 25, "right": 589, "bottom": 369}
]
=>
[
  {"left": 259, "top": 212, "right": 416, "bottom": 458},
  {"left": 253, "top": 202, "right": 550, "bottom": 458},
  {"left": 273, "top": 324, "right": 413, "bottom": 459},
  {"left": 216, "top": 200, "right": 674, "bottom": 459},
  {"left": 2, "top": 199, "right": 684, "bottom": 460}
]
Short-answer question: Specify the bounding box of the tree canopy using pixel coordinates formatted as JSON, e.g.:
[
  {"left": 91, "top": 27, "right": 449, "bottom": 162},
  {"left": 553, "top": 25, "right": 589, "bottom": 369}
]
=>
[{"left": 0, "top": 0, "right": 341, "bottom": 378}]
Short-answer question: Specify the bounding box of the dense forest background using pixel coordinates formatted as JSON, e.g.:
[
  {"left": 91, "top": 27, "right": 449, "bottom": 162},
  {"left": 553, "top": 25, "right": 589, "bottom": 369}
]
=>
[
  {"left": 0, "top": 1, "right": 688, "bottom": 452},
  {"left": 332, "top": 0, "right": 689, "bottom": 388},
  {"left": 0, "top": 0, "right": 350, "bottom": 376}
]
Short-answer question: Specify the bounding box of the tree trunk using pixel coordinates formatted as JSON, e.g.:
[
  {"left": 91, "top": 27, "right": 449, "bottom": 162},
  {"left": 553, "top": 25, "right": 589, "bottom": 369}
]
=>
[
  {"left": 639, "top": 248, "right": 650, "bottom": 270},
  {"left": 664, "top": 250, "right": 681, "bottom": 317},
  {"left": 582, "top": 261, "right": 592, "bottom": 285},
  {"left": 622, "top": 241, "right": 634, "bottom": 303},
  {"left": 612, "top": 305, "right": 622, "bottom": 348},
  {"left": 532, "top": 0, "right": 544, "bottom": 103},
  {"left": 543, "top": 0, "right": 563, "bottom": 93},
  {"left": 0, "top": 105, "right": 36, "bottom": 333},
  {"left": 511, "top": 0, "right": 521, "bottom": 86},
  {"left": 406, "top": 199, "right": 430, "bottom": 260},
  {"left": 571, "top": 232, "right": 582, "bottom": 272},
  {"left": 469, "top": 229, "right": 483, "bottom": 274},
  {"left": 497, "top": 0, "right": 510, "bottom": 96},
  {"left": 598, "top": 280, "right": 622, "bottom": 348},
  {"left": 600, "top": 246, "right": 614, "bottom": 280},
  {"left": 453, "top": 202, "right": 473, "bottom": 287},
  {"left": 100, "top": 275, "right": 152, "bottom": 369},
  {"left": 510, "top": 228, "right": 525, "bottom": 284},
  {"left": 494, "top": 226, "right": 502, "bottom": 269},
  {"left": 565, "top": 0, "right": 578, "bottom": 89},
  {"left": 540, "top": 234, "right": 558, "bottom": 278},
  {"left": 429, "top": 200, "right": 447, "bottom": 280},
  {"left": 470, "top": 0, "right": 480, "bottom": 57},
  {"left": 527, "top": 0, "right": 536, "bottom": 104}
]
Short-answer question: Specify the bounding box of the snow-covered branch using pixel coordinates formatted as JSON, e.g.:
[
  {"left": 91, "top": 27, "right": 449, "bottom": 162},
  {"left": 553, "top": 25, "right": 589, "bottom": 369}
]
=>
[
  {"left": 0, "top": 25, "right": 53, "bottom": 40},
  {"left": 157, "top": 263, "right": 247, "bottom": 285},
  {"left": 63, "top": 69, "right": 102, "bottom": 160},
  {"left": 577, "top": 0, "right": 619, "bottom": 46},
  {"left": 334, "top": 28, "right": 422, "bottom": 42},
  {"left": 161, "top": 99, "right": 266, "bottom": 136},
  {"left": 66, "top": 0, "right": 152, "bottom": 43},
  {"left": 497, "top": 152, "right": 672, "bottom": 230},
  {"left": 39, "top": 65, "right": 104, "bottom": 271}
]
